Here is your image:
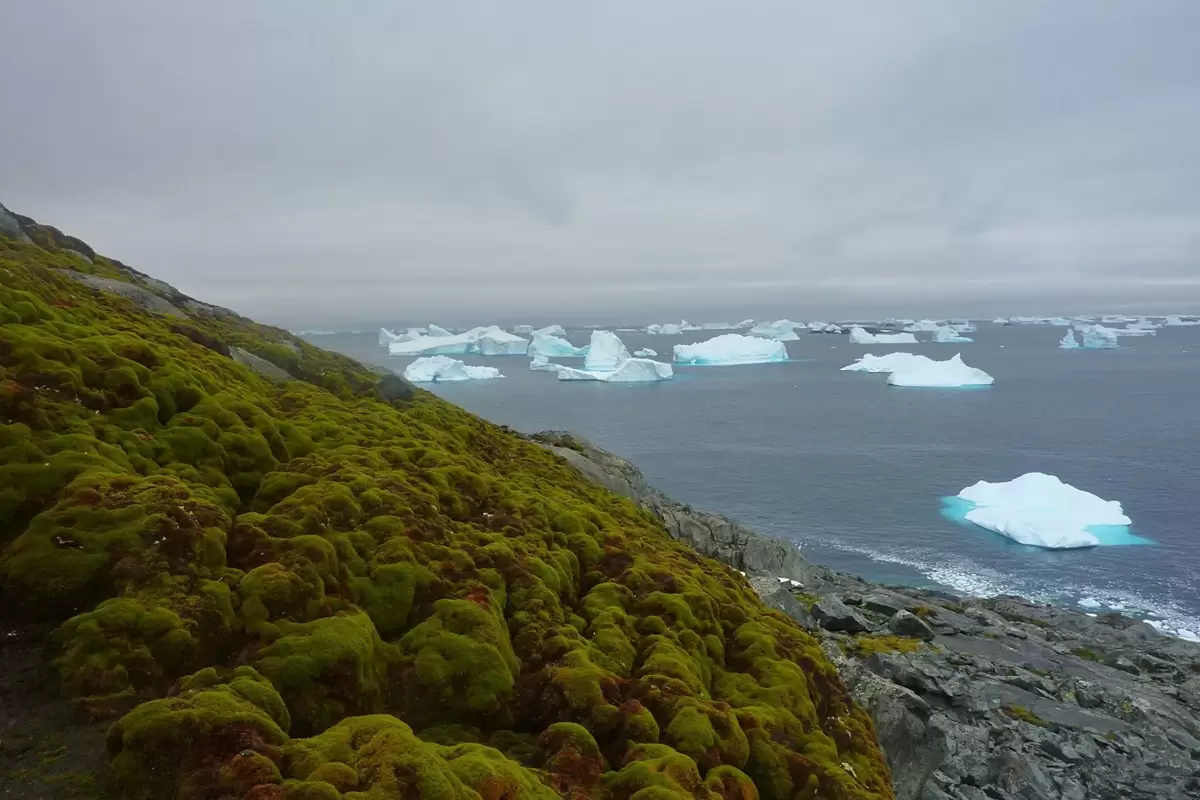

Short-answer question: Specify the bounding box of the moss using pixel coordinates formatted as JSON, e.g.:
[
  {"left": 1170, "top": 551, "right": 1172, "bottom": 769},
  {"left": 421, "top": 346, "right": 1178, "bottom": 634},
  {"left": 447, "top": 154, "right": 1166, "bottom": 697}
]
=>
[
  {"left": 0, "top": 224, "right": 893, "bottom": 799},
  {"left": 1001, "top": 704, "right": 1049, "bottom": 727},
  {"left": 911, "top": 605, "right": 937, "bottom": 620},
  {"left": 844, "top": 635, "right": 923, "bottom": 658},
  {"left": 1071, "top": 647, "right": 1103, "bottom": 663}
]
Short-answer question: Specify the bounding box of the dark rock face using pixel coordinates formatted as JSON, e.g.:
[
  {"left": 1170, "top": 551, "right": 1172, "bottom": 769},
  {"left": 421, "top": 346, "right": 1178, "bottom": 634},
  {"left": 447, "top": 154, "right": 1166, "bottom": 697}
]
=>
[
  {"left": 64, "top": 270, "right": 188, "bottom": 318},
  {"left": 545, "top": 434, "right": 1200, "bottom": 800},
  {"left": 374, "top": 372, "right": 416, "bottom": 403},
  {"left": 169, "top": 322, "right": 231, "bottom": 357},
  {"left": 230, "top": 347, "right": 294, "bottom": 380},
  {"left": 0, "top": 201, "right": 32, "bottom": 243},
  {"left": 889, "top": 610, "right": 936, "bottom": 641}
]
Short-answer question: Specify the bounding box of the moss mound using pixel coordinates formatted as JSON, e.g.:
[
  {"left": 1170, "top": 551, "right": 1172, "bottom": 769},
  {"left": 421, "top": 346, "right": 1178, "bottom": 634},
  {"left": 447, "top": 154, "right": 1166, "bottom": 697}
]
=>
[{"left": 0, "top": 222, "right": 893, "bottom": 798}]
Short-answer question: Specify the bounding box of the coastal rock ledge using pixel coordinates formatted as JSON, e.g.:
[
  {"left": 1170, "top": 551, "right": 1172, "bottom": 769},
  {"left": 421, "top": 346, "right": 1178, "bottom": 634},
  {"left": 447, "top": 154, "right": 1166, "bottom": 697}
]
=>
[{"left": 539, "top": 433, "right": 1200, "bottom": 800}]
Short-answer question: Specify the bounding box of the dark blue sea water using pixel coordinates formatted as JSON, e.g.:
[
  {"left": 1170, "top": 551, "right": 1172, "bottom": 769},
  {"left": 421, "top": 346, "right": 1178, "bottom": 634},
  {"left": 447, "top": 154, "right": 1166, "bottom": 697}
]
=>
[{"left": 308, "top": 325, "right": 1200, "bottom": 639}]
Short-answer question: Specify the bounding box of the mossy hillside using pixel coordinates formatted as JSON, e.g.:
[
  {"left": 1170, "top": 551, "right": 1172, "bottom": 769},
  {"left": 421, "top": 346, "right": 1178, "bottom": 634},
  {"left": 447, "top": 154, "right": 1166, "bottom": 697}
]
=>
[{"left": 0, "top": 226, "right": 893, "bottom": 799}]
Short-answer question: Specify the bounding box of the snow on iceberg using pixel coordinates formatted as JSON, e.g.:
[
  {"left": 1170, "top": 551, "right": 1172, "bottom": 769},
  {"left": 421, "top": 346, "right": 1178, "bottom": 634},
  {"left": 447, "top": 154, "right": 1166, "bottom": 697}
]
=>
[
  {"left": 886, "top": 353, "right": 993, "bottom": 387},
  {"left": 557, "top": 358, "right": 673, "bottom": 383},
  {"left": 848, "top": 326, "right": 919, "bottom": 345},
  {"left": 633, "top": 348, "right": 657, "bottom": 357},
  {"left": 933, "top": 326, "right": 973, "bottom": 343},
  {"left": 840, "top": 352, "right": 928, "bottom": 373},
  {"left": 404, "top": 356, "right": 504, "bottom": 382},
  {"left": 1059, "top": 329, "right": 1080, "bottom": 349},
  {"left": 748, "top": 320, "right": 801, "bottom": 341},
  {"left": 1075, "top": 325, "right": 1118, "bottom": 349},
  {"left": 528, "top": 333, "right": 587, "bottom": 357},
  {"left": 673, "top": 334, "right": 788, "bottom": 366},
  {"left": 584, "top": 330, "right": 632, "bottom": 371},
  {"left": 952, "top": 472, "right": 1133, "bottom": 549}
]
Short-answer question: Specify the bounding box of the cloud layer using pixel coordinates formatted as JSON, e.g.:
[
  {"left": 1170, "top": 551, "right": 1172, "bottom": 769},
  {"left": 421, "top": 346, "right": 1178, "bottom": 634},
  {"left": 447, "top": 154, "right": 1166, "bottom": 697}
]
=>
[{"left": 3, "top": 1, "right": 1199, "bottom": 326}]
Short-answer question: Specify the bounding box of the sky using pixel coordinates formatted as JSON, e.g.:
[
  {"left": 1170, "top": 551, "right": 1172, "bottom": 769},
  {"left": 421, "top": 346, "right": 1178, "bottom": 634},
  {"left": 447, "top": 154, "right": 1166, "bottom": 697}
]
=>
[{"left": 3, "top": 1, "right": 1200, "bottom": 327}]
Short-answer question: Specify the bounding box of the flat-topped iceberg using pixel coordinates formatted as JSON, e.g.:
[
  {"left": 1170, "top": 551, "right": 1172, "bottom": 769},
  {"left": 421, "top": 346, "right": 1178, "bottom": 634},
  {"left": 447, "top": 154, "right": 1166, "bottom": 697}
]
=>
[
  {"left": 933, "top": 326, "right": 973, "bottom": 343},
  {"left": 388, "top": 326, "right": 529, "bottom": 357},
  {"left": 633, "top": 348, "right": 657, "bottom": 357},
  {"left": 1059, "top": 329, "right": 1080, "bottom": 349},
  {"left": 848, "top": 326, "right": 919, "bottom": 345},
  {"left": 584, "top": 330, "right": 632, "bottom": 371},
  {"left": 840, "top": 352, "right": 927, "bottom": 373},
  {"left": 954, "top": 472, "right": 1132, "bottom": 549},
  {"left": 748, "top": 320, "right": 801, "bottom": 341},
  {"left": 886, "top": 353, "right": 993, "bottom": 387},
  {"left": 807, "top": 321, "right": 843, "bottom": 333},
  {"left": 1165, "top": 315, "right": 1200, "bottom": 326},
  {"left": 512, "top": 325, "right": 534, "bottom": 335},
  {"left": 903, "top": 319, "right": 944, "bottom": 332},
  {"left": 557, "top": 358, "right": 673, "bottom": 383},
  {"left": 1076, "top": 325, "right": 1118, "bottom": 349},
  {"left": 673, "top": 334, "right": 788, "bottom": 366},
  {"left": 528, "top": 333, "right": 587, "bottom": 357},
  {"left": 404, "top": 356, "right": 504, "bottom": 382}
]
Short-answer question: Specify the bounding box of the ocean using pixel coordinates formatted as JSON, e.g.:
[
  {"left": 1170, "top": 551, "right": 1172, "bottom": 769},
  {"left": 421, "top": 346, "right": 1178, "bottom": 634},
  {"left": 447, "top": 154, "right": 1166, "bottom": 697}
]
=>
[{"left": 306, "top": 324, "right": 1200, "bottom": 639}]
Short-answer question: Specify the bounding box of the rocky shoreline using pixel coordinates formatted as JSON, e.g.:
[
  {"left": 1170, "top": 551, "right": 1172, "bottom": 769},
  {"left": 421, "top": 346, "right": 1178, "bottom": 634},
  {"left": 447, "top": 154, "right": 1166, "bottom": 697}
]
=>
[{"left": 535, "top": 432, "right": 1200, "bottom": 800}]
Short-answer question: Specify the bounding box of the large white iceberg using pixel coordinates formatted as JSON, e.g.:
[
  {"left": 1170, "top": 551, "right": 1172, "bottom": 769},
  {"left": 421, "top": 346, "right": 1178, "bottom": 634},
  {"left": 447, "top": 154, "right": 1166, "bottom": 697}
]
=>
[
  {"left": 477, "top": 328, "right": 530, "bottom": 355},
  {"left": 389, "top": 326, "right": 529, "bottom": 357},
  {"left": 933, "top": 326, "right": 973, "bottom": 343},
  {"left": 1164, "top": 315, "right": 1200, "bottom": 327},
  {"left": 1059, "top": 329, "right": 1080, "bottom": 349},
  {"left": 955, "top": 472, "right": 1131, "bottom": 549},
  {"left": 840, "top": 352, "right": 928, "bottom": 373},
  {"left": 528, "top": 333, "right": 587, "bottom": 358},
  {"left": 673, "top": 333, "right": 788, "bottom": 366},
  {"left": 633, "top": 348, "right": 658, "bottom": 357},
  {"left": 848, "top": 326, "right": 919, "bottom": 345},
  {"left": 1075, "top": 325, "right": 1118, "bottom": 349},
  {"left": 748, "top": 319, "right": 801, "bottom": 341},
  {"left": 584, "top": 330, "right": 632, "bottom": 371},
  {"left": 557, "top": 358, "right": 673, "bottom": 383},
  {"left": 886, "top": 354, "right": 993, "bottom": 387},
  {"left": 404, "top": 356, "right": 504, "bottom": 383}
]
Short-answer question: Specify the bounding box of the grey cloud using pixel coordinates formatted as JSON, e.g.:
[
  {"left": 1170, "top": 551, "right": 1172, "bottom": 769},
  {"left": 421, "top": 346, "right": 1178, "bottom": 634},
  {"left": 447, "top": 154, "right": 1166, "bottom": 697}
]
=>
[{"left": 2, "top": 0, "right": 1199, "bottom": 327}]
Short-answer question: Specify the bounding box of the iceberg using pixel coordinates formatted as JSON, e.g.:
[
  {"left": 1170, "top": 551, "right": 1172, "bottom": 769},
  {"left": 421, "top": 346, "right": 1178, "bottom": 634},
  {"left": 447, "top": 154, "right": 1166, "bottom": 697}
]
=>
[
  {"left": 512, "top": 325, "right": 534, "bottom": 335},
  {"left": 848, "top": 326, "right": 919, "bottom": 345},
  {"left": 731, "top": 319, "right": 756, "bottom": 330},
  {"left": 427, "top": 324, "right": 453, "bottom": 337},
  {"left": 584, "top": 330, "right": 632, "bottom": 371},
  {"left": 528, "top": 333, "right": 587, "bottom": 358},
  {"left": 840, "top": 352, "right": 928, "bottom": 373},
  {"left": 933, "top": 326, "right": 973, "bottom": 343},
  {"left": 1076, "top": 325, "right": 1118, "bottom": 349},
  {"left": 529, "top": 355, "right": 560, "bottom": 372},
  {"left": 404, "top": 356, "right": 504, "bottom": 382},
  {"left": 954, "top": 472, "right": 1132, "bottom": 549},
  {"left": 388, "top": 325, "right": 529, "bottom": 357},
  {"left": 748, "top": 320, "right": 801, "bottom": 341},
  {"left": 807, "top": 321, "right": 842, "bottom": 333},
  {"left": 673, "top": 333, "right": 788, "bottom": 366},
  {"left": 1059, "top": 329, "right": 1080, "bottom": 349},
  {"left": 1164, "top": 315, "right": 1200, "bottom": 326},
  {"left": 557, "top": 358, "right": 673, "bottom": 383},
  {"left": 476, "top": 328, "right": 529, "bottom": 355},
  {"left": 903, "top": 319, "right": 944, "bottom": 333},
  {"left": 532, "top": 324, "right": 567, "bottom": 337},
  {"left": 633, "top": 348, "right": 658, "bottom": 357},
  {"left": 886, "top": 353, "right": 993, "bottom": 387},
  {"left": 645, "top": 320, "right": 697, "bottom": 335},
  {"left": 991, "top": 317, "right": 1011, "bottom": 325}
]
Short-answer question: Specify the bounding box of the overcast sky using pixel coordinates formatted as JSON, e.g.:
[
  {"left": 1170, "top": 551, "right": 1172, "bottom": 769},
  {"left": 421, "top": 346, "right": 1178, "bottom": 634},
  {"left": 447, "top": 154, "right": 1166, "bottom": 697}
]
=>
[{"left": 3, "top": 1, "right": 1199, "bottom": 326}]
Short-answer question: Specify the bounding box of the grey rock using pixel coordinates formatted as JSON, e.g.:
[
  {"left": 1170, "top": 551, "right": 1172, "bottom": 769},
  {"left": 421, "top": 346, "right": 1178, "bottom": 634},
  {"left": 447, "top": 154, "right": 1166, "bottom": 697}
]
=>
[
  {"left": 890, "top": 610, "right": 936, "bottom": 641},
  {"left": 1106, "top": 655, "right": 1140, "bottom": 675},
  {"left": 62, "top": 247, "right": 93, "bottom": 264},
  {"left": 63, "top": 270, "right": 187, "bottom": 318},
  {"left": 748, "top": 577, "right": 815, "bottom": 630},
  {"left": 230, "top": 347, "right": 293, "bottom": 381},
  {"left": 0, "top": 201, "right": 32, "bottom": 243},
  {"left": 812, "top": 597, "right": 872, "bottom": 633},
  {"left": 375, "top": 372, "right": 416, "bottom": 403}
]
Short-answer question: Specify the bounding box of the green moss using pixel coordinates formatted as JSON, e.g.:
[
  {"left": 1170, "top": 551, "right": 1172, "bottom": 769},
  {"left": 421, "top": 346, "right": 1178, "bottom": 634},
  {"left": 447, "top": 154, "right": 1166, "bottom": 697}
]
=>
[
  {"left": 844, "top": 634, "right": 924, "bottom": 658},
  {"left": 1071, "top": 647, "right": 1103, "bottom": 663},
  {"left": 1001, "top": 704, "right": 1049, "bottom": 727}
]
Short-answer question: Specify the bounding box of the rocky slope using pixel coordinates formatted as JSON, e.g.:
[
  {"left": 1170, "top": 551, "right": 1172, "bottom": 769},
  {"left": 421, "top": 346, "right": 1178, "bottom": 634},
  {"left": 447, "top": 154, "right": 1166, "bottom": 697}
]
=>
[
  {"left": 0, "top": 207, "right": 891, "bottom": 799},
  {"left": 542, "top": 435, "right": 1200, "bottom": 800}
]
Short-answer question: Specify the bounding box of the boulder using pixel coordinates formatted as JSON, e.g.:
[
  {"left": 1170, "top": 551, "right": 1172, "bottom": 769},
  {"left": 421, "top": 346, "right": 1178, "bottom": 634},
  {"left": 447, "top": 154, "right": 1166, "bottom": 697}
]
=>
[
  {"left": 748, "top": 576, "right": 816, "bottom": 630},
  {"left": 375, "top": 372, "right": 416, "bottom": 403},
  {"left": 231, "top": 347, "right": 293, "bottom": 381},
  {"left": 889, "top": 610, "right": 936, "bottom": 641},
  {"left": 0, "top": 202, "right": 32, "bottom": 243},
  {"left": 811, "top": 597, "right": 872, "bottom": 633},
  {"left": 64, "top": 271, "right": 187, "bottom": 318}
]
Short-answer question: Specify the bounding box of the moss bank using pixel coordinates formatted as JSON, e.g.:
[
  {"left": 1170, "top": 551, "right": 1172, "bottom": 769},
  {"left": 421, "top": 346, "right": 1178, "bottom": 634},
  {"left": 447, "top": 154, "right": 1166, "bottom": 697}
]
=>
[{"left": 1, "top": 222, "right": 894, "bottom": 798}]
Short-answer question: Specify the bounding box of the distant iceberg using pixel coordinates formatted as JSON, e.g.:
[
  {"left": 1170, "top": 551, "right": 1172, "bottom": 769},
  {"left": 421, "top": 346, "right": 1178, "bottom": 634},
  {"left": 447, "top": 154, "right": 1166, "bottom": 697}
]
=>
[
  {"left": 807, "top": 321, "right": 842, "bottom": 333},
  {"left": 1164, "top": 315, "right": 1200, "bottom": 327},
  {"left": 427, "top": 324, "right": 453, "bottom": 337},
  {"left": 991, "top": 317, "right": 1011, "bottom": 325},
  {"left": 848, "top": 326, "right": 919, "bottom": 345},
  {"left": 532, "top": 324, "right": 567, "bottom": 337},
  {"left": 389, "top": 326, "right": 529, "bottom": 357},
  {"left": 528, "top": 333, "right": 587, "bottom": 358},
  {"left": 1075, "top": 325, "right": 1118, "bottom": 349},
  {"left": 530, "top": 355, "right": 560, "bottom": 372},
  {"left": 903, "top": 319, "right": 944, "bottom": 333},
  {"left": 404, "top": 356, "right": 504, "bottom": 383},
  {"left": 933, "top": 326, "right": 973, "bottom": 343},
  {"left": 748, "top": 320, "right": 801, "bottom": 341},
  {"left": 512, "top": 325, "right": 535, "bottom": 335},
  {"left": 673, "top": 333, "right": 788, "bottom": 366},
  {"left": 633, "top": 348, "right": 657, "bottom": 357},
  {"left": 886, "top": 353, "right": 993, "bottom": 387},
  {"left": 731, "top": 319, "right": 756, "bottom": 330},
  {"left": 584, "top": 330, "right": 632, "bottom": 371},
  {"left": 557, "top": 358, "right": 673, "bottom": 383},
  {"left": 1126, "top": 317, "right": 1160, "bottom": 331},
  {"left": 1059, "top": 329, "right": 1080, "bottom": 349},
  {"left": 953, "top": 472, "right": 1132, "bottom": 549},
  {"left": 840, "top": 352, "right": 927, "bottom": 373}
]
